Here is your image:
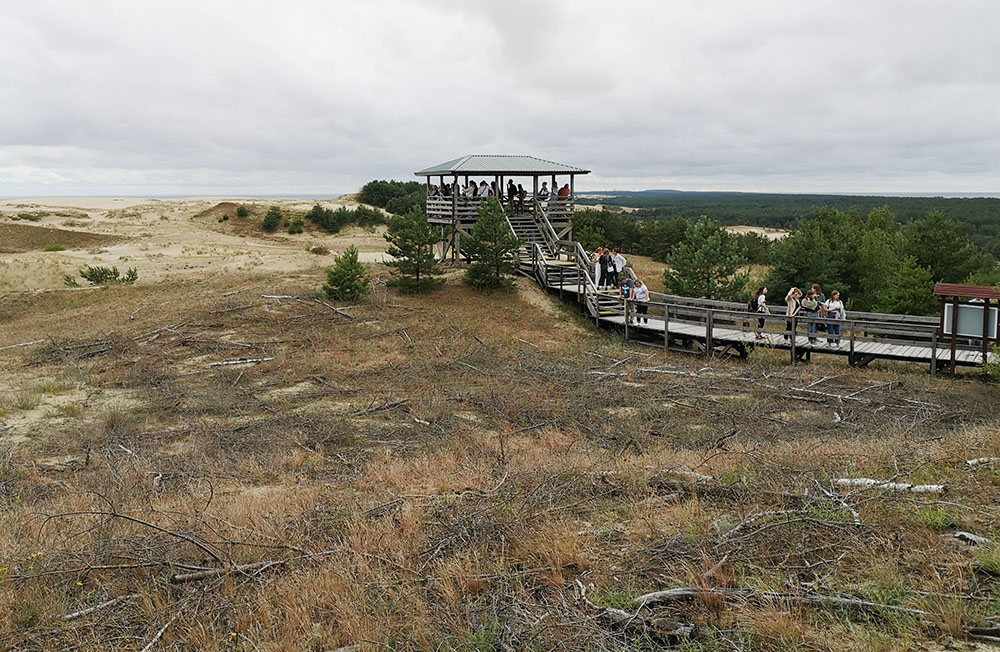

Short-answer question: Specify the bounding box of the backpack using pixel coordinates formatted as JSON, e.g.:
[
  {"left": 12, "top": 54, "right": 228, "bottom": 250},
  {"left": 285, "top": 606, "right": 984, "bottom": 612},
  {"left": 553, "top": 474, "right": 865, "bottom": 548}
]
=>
[{"left": 747, "top": 297, "right": 757, "bottom": 312}]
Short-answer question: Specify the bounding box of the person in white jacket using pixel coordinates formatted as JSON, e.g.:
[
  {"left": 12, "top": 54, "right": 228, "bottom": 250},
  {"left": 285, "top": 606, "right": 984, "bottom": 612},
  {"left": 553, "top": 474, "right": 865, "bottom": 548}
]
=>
[
  {"left": 610, "top": 249, "right": 626, "bottom": 286},
  {"left": 824, "top": 290, "right": 846, "bottom": 345}
]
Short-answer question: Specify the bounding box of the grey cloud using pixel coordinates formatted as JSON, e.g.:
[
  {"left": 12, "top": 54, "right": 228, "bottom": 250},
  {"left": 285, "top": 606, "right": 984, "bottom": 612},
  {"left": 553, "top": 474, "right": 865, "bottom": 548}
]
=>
[{"left": 2, "top": 0, "right": 1000, "bottom": 196}]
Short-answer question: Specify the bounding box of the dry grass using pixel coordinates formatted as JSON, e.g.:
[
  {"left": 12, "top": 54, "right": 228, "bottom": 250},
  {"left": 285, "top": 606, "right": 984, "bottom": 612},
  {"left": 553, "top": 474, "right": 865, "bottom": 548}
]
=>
[
  {"left": 0, "top": 222, "right": 123, "bottom": 253},
  {"left": 1, "top": 267, "right": 999, "bottom": 651}
]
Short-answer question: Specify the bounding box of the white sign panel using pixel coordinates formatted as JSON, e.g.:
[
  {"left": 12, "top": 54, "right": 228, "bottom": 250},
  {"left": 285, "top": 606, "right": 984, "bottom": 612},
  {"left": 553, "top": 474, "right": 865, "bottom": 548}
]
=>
[{"left": 942, "top": 303, "right": 999, "bottom": 339}]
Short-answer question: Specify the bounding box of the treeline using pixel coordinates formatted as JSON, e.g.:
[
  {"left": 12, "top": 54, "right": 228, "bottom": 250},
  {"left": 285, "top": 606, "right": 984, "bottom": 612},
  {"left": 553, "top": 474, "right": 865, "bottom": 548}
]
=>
[
  {"left": 580, "top": 191, "right": 1000, "bottom": 257},
  {"left": 359, "top": 180, "right": 425, "bottom": 216},
  {"left": 572, "top": 209, "right": 774, "bottom": 265},
  {"left": 654, "top": 207, "right": 998, "bottom": 315}
]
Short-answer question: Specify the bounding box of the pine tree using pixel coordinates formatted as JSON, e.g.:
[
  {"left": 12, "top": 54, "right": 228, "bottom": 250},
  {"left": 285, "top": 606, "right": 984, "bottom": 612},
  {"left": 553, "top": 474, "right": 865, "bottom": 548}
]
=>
[
  {"left": 464, "top": 197, "right": 522, "bottom": 290},
  {"left": 262, "top": 206, "right": 282, "bottom": 232},
  {"left": 322, "top": 246, "right": 371, "bottom": 302},
  {"left": 384, "top": 206, "right": 444, "bottom": 293},
  {"left": 879, "top": 257, "right": 937, "bottom": 315},
  {"left": 663, "top": 217, "right": 749, "bottom": 301}
]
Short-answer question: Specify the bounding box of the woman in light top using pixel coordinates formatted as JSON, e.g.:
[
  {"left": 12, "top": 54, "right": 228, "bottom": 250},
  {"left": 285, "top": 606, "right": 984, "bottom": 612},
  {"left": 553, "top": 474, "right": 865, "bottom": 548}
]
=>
[
  {"left": 592, "top": 247, "right": 604, "bottom": 287},
  {"left": 824, "top": 290, "right": 846, "bottom": 345},
  {"left": 784, "top": 287, "right": 801, "bottom": 341},
  {"left": 752, "top": 286, "right": 770, "bottom": 339}
]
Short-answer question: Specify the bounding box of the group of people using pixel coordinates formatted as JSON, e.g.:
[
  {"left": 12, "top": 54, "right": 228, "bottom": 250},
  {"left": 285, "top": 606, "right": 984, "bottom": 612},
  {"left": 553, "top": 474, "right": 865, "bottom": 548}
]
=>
[
  {"left": 589, "top": 247, "right": 652, "bottom": 325},
  {"left": 749, "top": 283, "right": 847, "bottom": 346},
  {"left": 427, "top": 180, "right": 571, "bottom": 214},
  {"left": 591, "top": 247, "right": 627, "bottom": 288}
]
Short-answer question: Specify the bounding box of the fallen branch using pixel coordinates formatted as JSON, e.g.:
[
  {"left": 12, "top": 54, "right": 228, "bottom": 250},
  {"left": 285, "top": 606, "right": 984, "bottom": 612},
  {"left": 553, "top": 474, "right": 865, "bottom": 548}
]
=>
[
  {"left": 208, "top": 357, "right": 274, "bottom": 367},
  {"left": 171, "top": 559, "right": 286, "bottom": 583},
  {"left": 966, "top": 457, "right": 1000, "bottom": 467},
  {"left": 353, "top": 399, "right": 408, "bottom": 416},
  {"left": 210, "top": 303, "right": 256, "bottom": 314},
  {"left": 635, "top": 586, "right": 930, "bottom": 618},
  {"left": 0, "top": 339, "right": 46, "bottom": 352},
  {"left": 576, "top": 580, "right": 693, "bottom": 643},
  {"left": 833, "top": 478, "right": 945, "bottom": 494},
  {"left": 62, "top": 593, "right": 140, "bottom": 621},
  {"left": 311, "top": 298, "right": 356, "bottom": 320},
  {"left": 140, "top": 612, "right": 179, "bottom": 652}
]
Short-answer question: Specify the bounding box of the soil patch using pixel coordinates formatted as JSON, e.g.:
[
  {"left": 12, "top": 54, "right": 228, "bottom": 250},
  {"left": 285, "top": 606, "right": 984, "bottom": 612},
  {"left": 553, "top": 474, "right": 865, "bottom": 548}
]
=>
[{"left": 0, "top": 222, "right": 123, "bottom": 253}]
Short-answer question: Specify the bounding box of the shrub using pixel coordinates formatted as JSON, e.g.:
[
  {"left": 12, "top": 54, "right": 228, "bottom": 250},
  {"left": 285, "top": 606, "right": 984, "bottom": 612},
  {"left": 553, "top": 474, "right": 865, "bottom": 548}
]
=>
[
  {"left": 323, "top": 246, "right": 371, "bottom": 302},
  {"left": 236, "top": 204, "right": 250, "bottom": 218},
  {"left": 43, "top": 243, "right": 65, "bottom": 252},
  {"left": 262, "top": 206, "right": 282, "bottom": 232},
  {"left": 308, "top": 245, "right": 331, "bottom": 255},
  {"left": 984, "top": 346, "right": 1000, "bottom": 382},
  {"left": 306, "top": 203, "right": 385, "bottom": 234},
  {"left": 287, "top": 217, "right": 304, "bottom": 234},
  {"left": 65, "top": 265, "right": 138, "bottom": 287}
]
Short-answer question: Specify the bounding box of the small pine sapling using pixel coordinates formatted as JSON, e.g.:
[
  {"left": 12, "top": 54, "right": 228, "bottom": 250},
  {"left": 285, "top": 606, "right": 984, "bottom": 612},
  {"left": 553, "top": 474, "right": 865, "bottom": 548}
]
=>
[{"left": 323, "top": 246, "right": 371, "bottom": 302}]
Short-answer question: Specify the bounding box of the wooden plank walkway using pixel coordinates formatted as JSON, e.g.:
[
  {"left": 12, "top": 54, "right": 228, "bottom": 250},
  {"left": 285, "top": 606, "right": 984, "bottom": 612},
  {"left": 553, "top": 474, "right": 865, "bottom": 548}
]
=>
[{"left": 520, "top": 248, "right": 995, "bottom": 371}]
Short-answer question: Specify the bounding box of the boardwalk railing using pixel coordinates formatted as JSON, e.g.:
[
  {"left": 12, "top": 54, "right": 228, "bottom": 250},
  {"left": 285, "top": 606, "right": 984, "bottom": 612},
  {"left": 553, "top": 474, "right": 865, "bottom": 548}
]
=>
[{"left": 514, "top": 211, "right": 991, "bottom": 371}]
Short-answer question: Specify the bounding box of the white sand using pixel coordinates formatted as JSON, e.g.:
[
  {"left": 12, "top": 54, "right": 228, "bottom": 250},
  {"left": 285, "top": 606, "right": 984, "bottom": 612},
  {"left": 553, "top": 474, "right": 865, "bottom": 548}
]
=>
[{"left": 0, "top": 197, "right": 392, "bottom": 291}]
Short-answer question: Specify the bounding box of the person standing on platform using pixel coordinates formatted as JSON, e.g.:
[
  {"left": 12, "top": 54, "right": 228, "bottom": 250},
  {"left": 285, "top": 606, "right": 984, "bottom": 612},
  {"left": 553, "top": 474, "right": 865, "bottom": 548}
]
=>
[
  {"left": 610, "top": 249, "right": 626, "bottom": 287},
  {"left": 784, "top": 287, "right": 801, "bottom": 341},
  {"left": 619, "top": 275, "right": 634, "bottom": 323},
  {"left": 824, "top": 290, "right": 846, "bottom": 345},
  {"left": 632, "top": 279, "right": 650, "bottom": 324},
  {"left": 801, "top": 289, "right": 821, "bottom": 344},
  {"left": 507, "top": 180, "right": 517, "bottom": 212},
  {"left": 598, "top": 248, "right": 612, "bottom": 288},
  {"left": 752, "top": 286, "right": 770, "bottom": 339},
  {"left": 591, "top": 247, "right": 603, "bottom": 288}
]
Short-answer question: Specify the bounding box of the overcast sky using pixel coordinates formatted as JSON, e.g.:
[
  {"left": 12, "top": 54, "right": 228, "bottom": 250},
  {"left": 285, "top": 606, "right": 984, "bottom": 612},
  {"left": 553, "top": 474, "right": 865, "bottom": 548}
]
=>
[{"left": 2, "top": 1, "right": 999, "bottom": 196}]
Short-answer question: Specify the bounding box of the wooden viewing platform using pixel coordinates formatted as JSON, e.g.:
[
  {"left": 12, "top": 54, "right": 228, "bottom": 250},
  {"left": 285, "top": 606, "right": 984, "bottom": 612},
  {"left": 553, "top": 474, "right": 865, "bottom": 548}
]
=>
[{"left": 415, "top": 154, "right": 996, "bottom": 373}]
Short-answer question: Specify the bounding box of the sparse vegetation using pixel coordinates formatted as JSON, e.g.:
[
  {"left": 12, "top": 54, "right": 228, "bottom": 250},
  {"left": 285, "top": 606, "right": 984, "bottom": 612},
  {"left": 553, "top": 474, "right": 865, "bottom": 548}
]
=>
[
  {"left": 42, "top": 243, "right": 64, "bottom": 252},
  {"left": 2, "top": 197, "right": 1000, "bottom": 650},
  {"left": 236, "top": 204, "right": 250, "bottom": 218},
  {"left": 64, "top": 265, "right": 138, "bottom": 287},
  {"left": 308, "top": 244, "right": 330, "bottom": 255}
]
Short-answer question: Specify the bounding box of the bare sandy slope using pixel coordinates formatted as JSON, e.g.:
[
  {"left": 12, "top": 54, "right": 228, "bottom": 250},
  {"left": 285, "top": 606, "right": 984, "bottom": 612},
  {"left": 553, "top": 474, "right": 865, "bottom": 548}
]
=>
[{"left": 0, "top": 197, "right": 392, "bottom": 291}]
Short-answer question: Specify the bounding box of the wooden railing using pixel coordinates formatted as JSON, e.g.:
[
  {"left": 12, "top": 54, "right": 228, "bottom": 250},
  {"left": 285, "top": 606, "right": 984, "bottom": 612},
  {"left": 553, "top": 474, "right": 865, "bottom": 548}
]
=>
[
  {"left": 428, "top": 194, "right": 576, "bottom": 223},
  {"left": 612, "top": 295, "right": 985, "bottom": 370}
]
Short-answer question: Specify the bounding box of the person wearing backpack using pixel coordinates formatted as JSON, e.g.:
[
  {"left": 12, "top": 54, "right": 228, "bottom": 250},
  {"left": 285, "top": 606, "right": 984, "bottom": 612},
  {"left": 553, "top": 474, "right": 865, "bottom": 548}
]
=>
[{"left": 801, "top": 289, "right": 821, "bottom": 344}]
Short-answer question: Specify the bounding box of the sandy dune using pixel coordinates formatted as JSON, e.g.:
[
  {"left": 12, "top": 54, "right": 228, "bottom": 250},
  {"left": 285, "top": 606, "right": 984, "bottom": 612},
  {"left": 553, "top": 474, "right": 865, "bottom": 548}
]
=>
[{"left": 0, "top": 197, "right": 392, "bottom": 291}]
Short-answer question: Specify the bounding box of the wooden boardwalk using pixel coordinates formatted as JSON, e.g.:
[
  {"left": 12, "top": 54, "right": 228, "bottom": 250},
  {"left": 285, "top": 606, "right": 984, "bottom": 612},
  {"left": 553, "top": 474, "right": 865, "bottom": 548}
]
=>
[{"left": 515, "top": 230, "right": 995, "bottom": 372}]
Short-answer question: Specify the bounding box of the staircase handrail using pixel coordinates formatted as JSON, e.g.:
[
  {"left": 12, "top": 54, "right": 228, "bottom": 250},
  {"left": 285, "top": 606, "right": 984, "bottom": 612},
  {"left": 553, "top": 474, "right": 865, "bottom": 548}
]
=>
[{"left": 532, "top": 199, "right": 563, "bottom": 255}]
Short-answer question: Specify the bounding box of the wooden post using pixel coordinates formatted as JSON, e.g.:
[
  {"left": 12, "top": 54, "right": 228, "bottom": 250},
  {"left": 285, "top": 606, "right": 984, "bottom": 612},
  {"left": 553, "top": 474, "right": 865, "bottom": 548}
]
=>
[
  {"left": 950, "top": 296, "right": 959, "bottom": 375},
  {"left": 559, "top": 266, "right": 564, "bottom": 300},
  {"left": 624, "top": 298, "right": 629, "bottom": 342},
  {"left": 664, "top": 303, "right": 670, "bottom": 349},
  {"left": 982, "top": 298, "right": 991, "bottom": 366},
  {"left": 790, "top": 317, "right": 798, "bottom": 365},
  {"left": 849, "top": 321, "right": 856, "bottom": 366},
  {"left": 532, "top": 176, "right": 538, "bottom": 219},
  {"left": 706, "top": 309, "right": 714, "bottom": 359},
  {"left": 930, "top": 328, "right": 938, "bottom": 375}
]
